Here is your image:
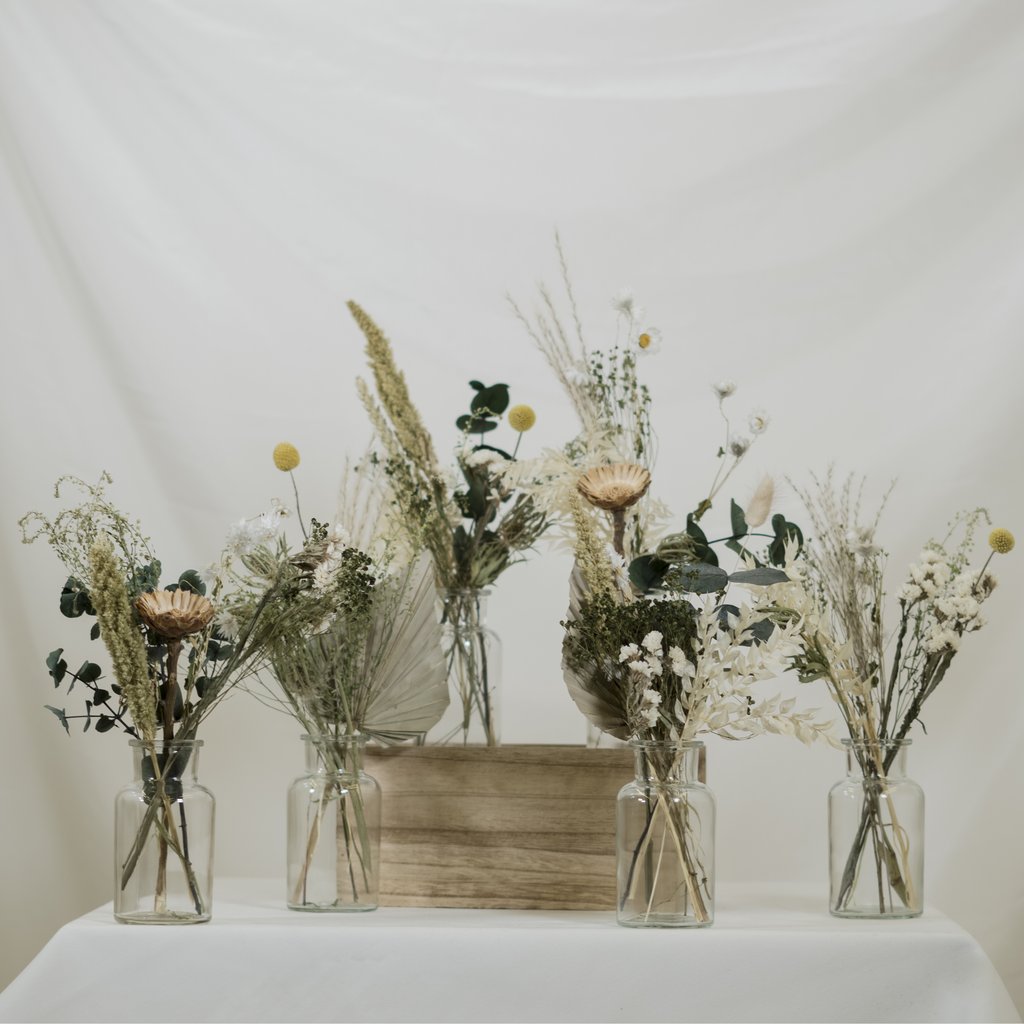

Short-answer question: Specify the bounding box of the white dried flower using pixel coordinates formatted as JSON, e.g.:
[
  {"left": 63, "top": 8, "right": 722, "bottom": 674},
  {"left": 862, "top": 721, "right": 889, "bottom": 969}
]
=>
[
  {"left": 640, "top": 706, "right": 659, "bottom": 727},
  {"left": 713, "top": 380, "right": 737, "bottom": 400},
  {"left": 729, "top": 435, "right": 751, "bottom": 457},
  {"left": 464, "top": 448, "right": 506, "bottom": 470},
  {"left": 642, "top": 630, "right": 663, "bottom": 655},
  {"left": 924, "top": 628, "right": 960, "bottom": 654},
  {"left": 606, "top": 545, "right": 632, "bottom": 596},
  {"left": 636, "top": 327, "right": 662, "bottom": 356},
  {"left": 642, "top": 687, "right": 662, "bottom": 707},
  {"left": 668, "top": 645, "right": 695, "bottom": 680},
  {"left": 214, "top": 609, "right": 240, "bottom": 640},
  {"left": 619, "top": 643, "right": 640, "bottom": 663},
  {"left": 628, "top": 659, "right": 658, "bottom": 680},
  {"left": 748, "top": 409, "right": 770, "bottom": 435},
  {"left": 611, "top": 288, "right": 643, "bottom": 320},
  {"left": 845, "top": 526, "right": 880, "bottom": 558}
]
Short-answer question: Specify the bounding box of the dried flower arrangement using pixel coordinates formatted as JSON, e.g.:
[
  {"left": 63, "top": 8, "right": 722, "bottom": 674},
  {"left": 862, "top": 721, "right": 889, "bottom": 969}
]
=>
[
  {"left": 347, "top": 301, "right": 547, "bottom": 744},
  {"left": 208, "top": 446, "right": 448, "bottom": 909},
  {"left": 19, "top": 473, "right": 282, "bottom": 919},
  {"left": 506, "top": 243, "right": 833, "bottom": 925},
  {"left": 779, "top": 469, "right": 1015, "bottom": 915}
]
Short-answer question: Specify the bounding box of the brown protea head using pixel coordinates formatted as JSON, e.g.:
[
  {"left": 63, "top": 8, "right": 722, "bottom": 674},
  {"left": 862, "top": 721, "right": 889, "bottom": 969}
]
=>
[
  {"left": 136, "top": 589, "right": 215, "bottom": 640},
  {"left": 577, "top": 463, "right": 652, "bottom": 512}
]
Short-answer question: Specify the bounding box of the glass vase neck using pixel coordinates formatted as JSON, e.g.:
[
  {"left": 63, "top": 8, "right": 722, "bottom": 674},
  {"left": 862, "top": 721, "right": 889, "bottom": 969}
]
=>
[
  {"left": 128, "top": 738, "right": 202, "bottom": 781},
  {"left": 629, "top": 739, "right": 703, "bottom": 785},
  {"left": 302, "top": 733, "right": 366, "bottom": 774},
  {"left": 843, "top": 738, "right": 910, "bottom": 779},
  {"left": 443, "top": 589, "right": 491, "bottom": 622}
]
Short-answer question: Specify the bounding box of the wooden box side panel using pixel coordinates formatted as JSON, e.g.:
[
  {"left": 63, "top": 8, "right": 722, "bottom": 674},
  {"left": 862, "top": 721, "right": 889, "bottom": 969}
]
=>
[{"left": 366, "top": 745, "right": 632, "bottom": 910}]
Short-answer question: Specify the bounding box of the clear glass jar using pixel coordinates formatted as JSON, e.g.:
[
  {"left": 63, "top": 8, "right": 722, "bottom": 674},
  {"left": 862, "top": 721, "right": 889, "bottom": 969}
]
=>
[
  {"left": 287, "top": 733, "right": 381, "bottom": 911},
  {"left": 432, "top": 588, "right": 501, "bottom": 746},
  {"left": 616, "top": 739, "right": 715, "bottom": 928},
  {"left": 829, "top": 738, "right": 924, "bottom": 918},
  {"left": 114, "top": 738, "right": 214, "bottom": 924}
]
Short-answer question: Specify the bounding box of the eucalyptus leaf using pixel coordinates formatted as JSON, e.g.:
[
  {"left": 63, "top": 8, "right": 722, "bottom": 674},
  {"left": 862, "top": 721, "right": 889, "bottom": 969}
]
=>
[
  {"left": 177, "top": 570, "right": 206, "bottom": 595},
  {"left": 684, "top": 516, "right": 718, "bottom": 567},
  {"left": 95, "top": 715, "right": 116, "bottom": 733},
  {"left": 768, "top": 515, "right": 804, "bottom": 566},
  {"left": 748, "top": 618, "right": 776, "bottom": 644},
  {"left": 728, "top": 567, "right": 789, "bottom": 586},
  {"left": 470, "top": 383, "right": 510, "bottom": 416},
  {"left": 730, "top": 499, "right": 748, "bottom": 539},
  {"left": 673, "top": 562, "right": 729, "bottom": 594},
  {"left": 46, "top": 649, "right": 67, "bottom": 685},
  {"left": 44, "top": 705, "right": 70, "bottom": 735},
  {"left": 60, "top": 578, "right": 93, "bottom": 618},
  {"left": 77, "top": 661, "right": 102, "bottom": 684},
  {"left": 628, "top": 555, "right": 668, "bottom": 593}
]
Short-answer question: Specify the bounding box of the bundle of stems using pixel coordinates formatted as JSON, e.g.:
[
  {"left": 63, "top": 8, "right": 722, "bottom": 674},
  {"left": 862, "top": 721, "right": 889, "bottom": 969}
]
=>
[{"left": 790, "top": 469, "right": 1011, "bottom": 913}]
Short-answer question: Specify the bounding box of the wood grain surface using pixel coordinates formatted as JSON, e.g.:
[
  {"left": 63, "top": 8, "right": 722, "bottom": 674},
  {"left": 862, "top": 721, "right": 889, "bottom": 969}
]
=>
[{"left": 364, "top": 744, "right": 633, "bottom": 910}]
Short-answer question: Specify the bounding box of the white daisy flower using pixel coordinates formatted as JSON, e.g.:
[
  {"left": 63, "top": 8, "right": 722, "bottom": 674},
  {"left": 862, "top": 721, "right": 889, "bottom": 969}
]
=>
[
  {"left": 636, "top": 327, "right": 662, "bottom": 356},
  {"left": 748, "top": 409, "right": 770, "bottom": 434}
]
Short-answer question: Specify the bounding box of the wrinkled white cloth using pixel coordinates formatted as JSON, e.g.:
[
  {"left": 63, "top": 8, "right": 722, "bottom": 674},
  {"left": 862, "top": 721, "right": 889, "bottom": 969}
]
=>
[{"left": 0, "top": 881, "right": 1017, "bottom": 1023}]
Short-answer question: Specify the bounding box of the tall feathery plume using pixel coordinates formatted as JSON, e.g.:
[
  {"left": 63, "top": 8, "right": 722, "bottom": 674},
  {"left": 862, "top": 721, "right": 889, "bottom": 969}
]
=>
[
  {"left": 88, "top": 537, "right": 156, "bottom": 742},
  {"left": 569, "top": 492, "right": 616, "bottom": 599},
  {"left": 347, "top": 301, "right": 441, "bottom": 476}
]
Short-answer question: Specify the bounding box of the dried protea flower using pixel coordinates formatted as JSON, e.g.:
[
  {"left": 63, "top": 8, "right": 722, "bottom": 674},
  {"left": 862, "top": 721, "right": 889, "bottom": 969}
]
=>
[
  {"left": 136, "top": 589, "right": 215, "bottom": 640},
  {"left": 577, "top": 463, "right": 651, "bottom": 512}
]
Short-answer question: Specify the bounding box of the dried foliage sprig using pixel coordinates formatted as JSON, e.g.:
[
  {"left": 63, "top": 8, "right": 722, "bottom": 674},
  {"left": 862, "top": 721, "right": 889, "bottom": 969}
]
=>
[
  {"left": 217, "top": 447, "right": 449, "bottom": 746},
  {"left": 505, "top": 238, "right": 779, "bottom": 561},
  {"left": 348, "top": 301, "right": 547, "bottom": 594},
  {"left": 778, "top": 468, "right": 1013, "bottom": 913},
  {"left": 786, "top": 468, "right": 1011, "bottom": 748},
  {"left": 22, "top": 473, "right": 282, "bottom": 744}
]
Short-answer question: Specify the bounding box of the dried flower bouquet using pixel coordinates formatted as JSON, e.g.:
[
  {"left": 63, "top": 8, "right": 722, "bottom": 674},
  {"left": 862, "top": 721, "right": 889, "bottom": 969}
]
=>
[
  {"left": 20, "top": 474, "right": 280, "bottom": 920},
  {"left": 347, "top": 302, "right": 547, "bottom": 744},
  {"left": 214, "top": 448, "right": 448, "bottom": 909},
  {"left": 508, "top": 244, "right": 832, "bottom": 923},
  {"left": 784, "top": 470, "right": 1014, "bottom": 915}
]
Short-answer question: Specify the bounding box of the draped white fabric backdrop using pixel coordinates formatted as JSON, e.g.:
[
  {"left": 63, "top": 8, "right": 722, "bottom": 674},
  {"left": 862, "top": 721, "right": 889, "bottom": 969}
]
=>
[{"left": 2, "top": 0, "right": 1022, "bottom": 1012}]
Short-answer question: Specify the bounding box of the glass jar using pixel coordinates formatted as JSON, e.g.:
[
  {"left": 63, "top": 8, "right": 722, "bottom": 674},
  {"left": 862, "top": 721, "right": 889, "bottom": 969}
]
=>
[
  {"left": 114, "top": 738, "right": 214, "bottom": 924},
  {"left": 829, "top": 738, "right": 924, "bottom": 918},
  {"left": 432, "top": 588, "right": 501, "bottom": 745},
  {"left": 287, "top": 733, "right": 381, "bottom": 911},
  {"left": 616, "top": 739, "right": 715, "bottom": 928}
]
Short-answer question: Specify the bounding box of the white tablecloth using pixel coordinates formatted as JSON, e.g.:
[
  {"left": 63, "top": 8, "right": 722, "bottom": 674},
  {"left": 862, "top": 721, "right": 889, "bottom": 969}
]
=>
[{"left": 0, "top": 880, "right": 1018, "bottom": 1023}]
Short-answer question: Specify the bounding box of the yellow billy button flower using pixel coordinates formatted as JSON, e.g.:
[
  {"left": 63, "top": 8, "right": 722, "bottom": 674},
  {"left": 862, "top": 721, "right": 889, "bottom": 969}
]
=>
[
  {"left": 989, "top": 528, "right": 1015, "bottom": 554},
  {"left": 273, "top": 442, "right": 301, "bottom": 472},
  {"left": 507, "top": 405, "right": 536, "bottom": 432}
]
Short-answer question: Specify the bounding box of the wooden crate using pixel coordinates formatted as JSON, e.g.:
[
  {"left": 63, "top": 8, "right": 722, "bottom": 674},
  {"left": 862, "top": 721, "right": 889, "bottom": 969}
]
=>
[{"left": 364, "top": 744, "right": 633, "bottom": 911}]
